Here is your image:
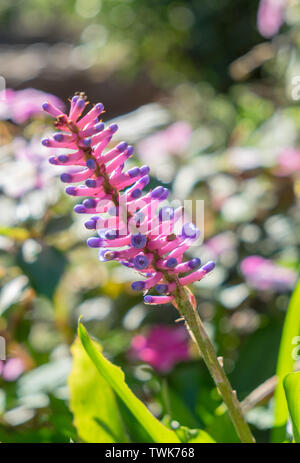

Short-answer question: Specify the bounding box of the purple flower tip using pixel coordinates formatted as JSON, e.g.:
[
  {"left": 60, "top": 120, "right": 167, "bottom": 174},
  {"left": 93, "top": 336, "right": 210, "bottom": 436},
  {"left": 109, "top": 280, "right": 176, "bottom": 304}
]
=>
[
  {"left": 72, "top": 95, "right": 79, "bottom": 103},
  {"left": 66, "top": 186, "right": 76, "bottom": 196},
  {"left": 150, "top": 186, "right": 164, "bottom": 199},
  {"left": 42, "top": 102, "right": 49, "bottom": 111},
  {"left": 117, "top": 141, "right": 128, "bottom": 152},
  {"left": 131, "top": 233, "right": 147, "bottom": 249},
  {"left": 139, "top": 165, "right": 150, "bottom": 176},
  {"left": 83, "top": 137, "right": 91, "bottom": 146},
  {"left": 60, "top": 173, "right": 72, "bottom": 183},
  {"left": 202, "top": 261, "right": 215, "bottom": 273},
  {"left": 85, "top": 179, "right": 96, "bottom": 188},
  {"left": 160, "top": 188, "right": 169, "bottom": 200},
  {"left": 140, "top": 175, "right": 150, "bottom": 186},
  {"left": 86, "top": 158, "right": 97, "bottom": 170},
  {"left": 156, "top": 284, "right": 168, "bottom": 294},
  {"left": 95, "top": 122, "right": 104, "bottom": 132},
  {"left": 95, "top": 102, "right": 104, "bottom": 112},
  {"left": 159, "top": 207, "right": 174, "bottom": 222},
  {"left": 166, "top": 257, "right": 177, "bottom": 268},
  {"left": 128, "top": 167, "right": 140, "bottom": 178},
  {"left": 41, "top": 138, "right": 50, "bottom": 147},
  {"left": 49, "top": 157, "right": 58, "bottom": 165},
  {"left": 134, "top": 255, "right": 149, "bottom": 270},
  {"left": 131, "top": 281, "right": 145, "bottom": 291},
  {"left": 144, "top": 295, "right": 154, "bottom": 303},
  {"left": 53, "top": 133, "right": 64, "bottom": 142},
  {"left": 77, "top": 98, "right": 86, "bottom": 108},
  {"left": 84, "top": 220, "right": 97, "bottom": 230},
  {"left": 73, "top": 204, "right": 86, "bottom": 214},
  {"left": 58, "top": 155, "right": 68, "bottom": 163},
  {"left": 109, "top": 124, "right": 118, "bottom": 133},
  {"left": 188, "top": 258, "right": 201, "bottom": 269},
  {"left": 105, "top": 229, "right": 118, "bottom": 240},
  {"left": 126, "top": 146, "right": 134, "bottom": 157},
  {"left": 87, "top": 237, "right": 103, "bottom": 248},
  {"left": 182, "top": 222, "right": 199, "bottom": 239},
  {"left": 83, "top": 198, "right": 96, "bottom": 209}
]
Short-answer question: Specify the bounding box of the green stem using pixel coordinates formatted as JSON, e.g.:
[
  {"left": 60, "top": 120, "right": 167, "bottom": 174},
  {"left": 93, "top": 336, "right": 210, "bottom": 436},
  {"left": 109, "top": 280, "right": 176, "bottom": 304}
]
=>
[{"left": 174, "top": 286, "right": 255, "bottom": 444}]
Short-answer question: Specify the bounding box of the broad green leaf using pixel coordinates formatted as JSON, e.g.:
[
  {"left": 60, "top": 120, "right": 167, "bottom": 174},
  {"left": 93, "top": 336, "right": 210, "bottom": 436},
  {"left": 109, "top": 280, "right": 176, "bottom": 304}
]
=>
[
  {"left": 68, "top": 337, "right": 127, "bottom": 443},
  {"left": 78, "top": 322, "right": 180, "bottom": 443},
  {"left": 272, "top": 279, "right": 300, "bottom": 442},
  {"left": 283, "top": 372, "right": 300, "bottom": 443}
]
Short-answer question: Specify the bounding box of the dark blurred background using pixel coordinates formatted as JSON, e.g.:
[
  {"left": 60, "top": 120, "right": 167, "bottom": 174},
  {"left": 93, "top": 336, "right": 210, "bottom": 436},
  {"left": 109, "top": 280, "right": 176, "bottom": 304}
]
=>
[{"left": 0, "top": 0, "right": 261, "bottom": 116}]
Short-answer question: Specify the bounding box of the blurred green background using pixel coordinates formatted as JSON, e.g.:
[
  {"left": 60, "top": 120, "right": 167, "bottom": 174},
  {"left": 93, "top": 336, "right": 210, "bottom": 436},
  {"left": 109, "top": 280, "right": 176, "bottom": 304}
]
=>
[{"left": 0, "top": 0, "right": 300, "bottom": 443}]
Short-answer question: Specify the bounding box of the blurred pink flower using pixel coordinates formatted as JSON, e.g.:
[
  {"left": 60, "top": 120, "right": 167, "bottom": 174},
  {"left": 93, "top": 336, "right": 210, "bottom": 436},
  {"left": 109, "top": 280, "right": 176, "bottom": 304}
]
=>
[
  {"left": 137, "top": 122, "right": 192, "bottom": 164},
  {"left": 257, "top": 0, "right": 286, "bottom": 38},
  {"left": 0, "top": 358, "right": 24, "bottom": 382},
  {"left": 130, "top": 325, "right": 190, "bottom": 373},
  {"left": 0, "top": 88, "right": 64, "bottom": 124},
  {"left": 276, "top": 148, "right": 300, "bottom": 176},
  {"left": 205, "top": 232, "right": 236, "bottom": 258},
  {"left": 241, "top": 256, "right": 297, "bottom": 291}
]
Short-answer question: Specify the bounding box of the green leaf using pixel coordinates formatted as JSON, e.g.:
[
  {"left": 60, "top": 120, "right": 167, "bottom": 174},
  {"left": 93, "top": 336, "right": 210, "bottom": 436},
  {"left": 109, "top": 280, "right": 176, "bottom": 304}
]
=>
[
  {"left": 68, "top": 337, "right": 127, "bottom": 443},
  {"left": 187, "top": 429, "right": 216, "bottom": 443},
  {"left": 272, "top": 279, "right": 300, "bottom": 442},
  {"left": 17, "top": 244, "right": 67, "bottom": 299},
  {"left": 78, "top": 322, "right": 180, "bottom": 443},
  {"left": 283, "top": 372, "right": 300, "bottom": 443}
]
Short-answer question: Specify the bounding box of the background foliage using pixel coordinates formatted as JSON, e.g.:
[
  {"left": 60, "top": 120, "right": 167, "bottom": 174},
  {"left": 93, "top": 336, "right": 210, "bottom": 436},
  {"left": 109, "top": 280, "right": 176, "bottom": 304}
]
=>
[{"left": 0, "top": 0, "right": 300, "bottom": 443}]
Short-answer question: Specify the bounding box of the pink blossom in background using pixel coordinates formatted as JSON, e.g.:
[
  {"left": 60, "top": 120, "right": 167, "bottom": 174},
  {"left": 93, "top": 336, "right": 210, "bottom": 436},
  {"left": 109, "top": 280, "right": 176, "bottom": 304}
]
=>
[
  {"left": 0, "top": 88, "right": 64, "bottom": 124},
  {"left": 130, "top": 325, "right": 190, "bottom": 373},
  {"left": 241, "top": 256, "right": 297, "bottom": 292},
  {"left": 276, "top": 147, "right": 300, "bottom": 176},
  {"left": 0, "top": 358, "right": 24, "bottom": 382},
  {"left": 205, "top": 232, "right": 236, "bottom": 258},
  {"left": 257, "top": 0, "right": 286, "bottom": 38},
  {"left": 137, "top": 122, "right": 192, "bottom": 164}
]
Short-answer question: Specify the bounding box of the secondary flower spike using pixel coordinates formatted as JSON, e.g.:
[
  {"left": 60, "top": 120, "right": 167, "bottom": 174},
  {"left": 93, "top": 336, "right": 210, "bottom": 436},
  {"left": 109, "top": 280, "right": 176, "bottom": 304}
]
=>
[{"left": 42, "top": 94, "right": 215, "bottom": 304}]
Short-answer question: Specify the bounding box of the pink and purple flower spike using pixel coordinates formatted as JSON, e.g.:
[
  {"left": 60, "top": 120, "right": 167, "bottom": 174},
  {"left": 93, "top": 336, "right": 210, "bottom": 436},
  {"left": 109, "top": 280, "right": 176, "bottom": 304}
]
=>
[{"left": 42, "top": 93, "right": 215, "bottom": 305}]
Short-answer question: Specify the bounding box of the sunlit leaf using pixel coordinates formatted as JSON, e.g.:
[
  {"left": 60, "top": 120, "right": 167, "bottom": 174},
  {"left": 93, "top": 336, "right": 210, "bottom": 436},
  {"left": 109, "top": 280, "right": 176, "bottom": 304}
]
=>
[
  {"left": 283, "top": 371, "right": 300, "bottom": 443},
  {"left": 187, "top": 429, "right": 216, "bottom": 443},
  {"left": 0, "top": 226, "right": 30, "bottom": 242},
  {"left": 68, "top": 337, "right": 127, "bottom": 443},
  {"left": 272, "top": 279, "right": 300, "bottom": 442},
  {"left": 78, "top": 322, "right": 180, "bottom": 443}
]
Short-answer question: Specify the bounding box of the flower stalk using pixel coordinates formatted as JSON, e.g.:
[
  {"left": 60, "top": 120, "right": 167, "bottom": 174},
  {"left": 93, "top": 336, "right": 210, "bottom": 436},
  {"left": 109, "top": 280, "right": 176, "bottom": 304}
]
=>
[{"left": 174, "top": 285, "right": 256, "bottom": 444}]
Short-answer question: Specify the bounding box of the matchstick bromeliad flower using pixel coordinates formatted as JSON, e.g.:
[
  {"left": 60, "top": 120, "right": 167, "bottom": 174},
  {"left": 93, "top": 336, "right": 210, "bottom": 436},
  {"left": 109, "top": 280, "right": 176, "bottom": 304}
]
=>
[
  {"left": 41, "top": 93, "right": 215, "bottom": 305},
  {"left": 41, "top": 94, "right": 256, "bottom": 444}
]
